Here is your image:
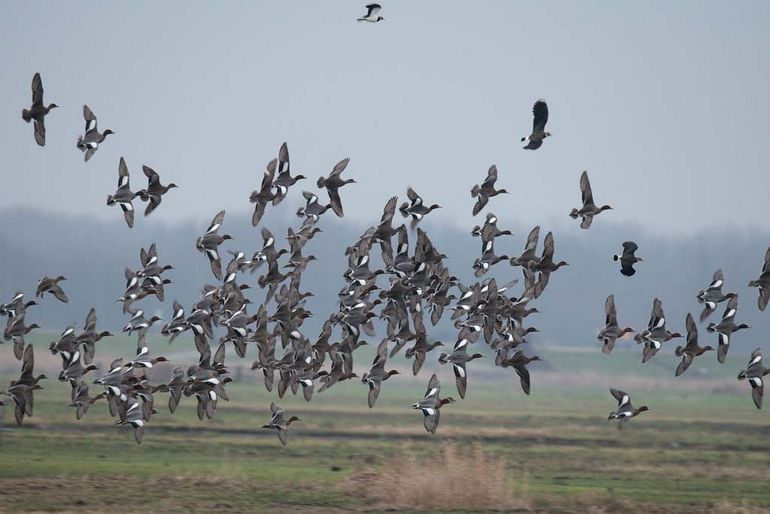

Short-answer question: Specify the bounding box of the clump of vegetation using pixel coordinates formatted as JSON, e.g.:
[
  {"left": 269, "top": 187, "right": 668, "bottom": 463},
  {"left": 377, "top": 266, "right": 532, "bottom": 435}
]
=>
[{"left": 344, "top": 443, "right": 529, "bottom": 511}]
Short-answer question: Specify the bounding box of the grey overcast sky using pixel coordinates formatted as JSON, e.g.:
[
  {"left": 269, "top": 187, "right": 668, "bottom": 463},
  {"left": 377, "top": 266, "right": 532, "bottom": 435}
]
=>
[{"left": 2, "top": 1, "right": 769, "bottom": 234}]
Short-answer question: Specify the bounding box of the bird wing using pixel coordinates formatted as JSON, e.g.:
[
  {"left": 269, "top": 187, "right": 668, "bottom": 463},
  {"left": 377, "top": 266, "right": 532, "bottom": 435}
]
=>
[
  {"left": 31, "top": 73, "right": 44, "bottom": 106},
  {"left": 406, "top": 186, "right": 421, "bottom": 206},
  {"left": 541, "top": 231, "right": 554, "bottom": 260},
  {"left": 483, "top": 165, "right": 498, "bottom": 188},
  {"left": 524, "top": 225, "right": 540, "bottom": 253},
  {"left": 366, "top": 4, "right": 382, "bottom": 16},
  {"left": 83, "top": 105, "right": 97, "bottom": 133},
  {"left": 604, "top": 295, "right": 618, "bottom": 327},
  {"left": 721, "top": 295, "right": 738, "bottom": 321},
  {"left": 649, "top": 298, "right": 665, "bottom": 330},
  {"left": 472, "top": 195, "right": 488, "bottom": 216},
  {"left": 207, "top": 210, "right": 226, "bottom": 234},
  {"left": 708, "top": 269, "right": 724, "bottom": 290},
  {"left": 84, "top": 307, "right": 98, "bottom": 330},
  {"left": 423, "top": 409, "right": 439, "bottom": 435},
  {"left": 685, "top": 313, "right": 697, "bottom": 346},
  {"left": 764, "top": 246, "right": 770, "bottom": 271},
  {"left": 278, "top": 142, "right": 290, "bottom": 174},
  {"left": 21, "top": 344, "right": 34, "bottom": 378},
  {"left": 380, "top": 196, "right": 398, "bottom": 224},
  {"left": 452, "top": 362, "right": 467, "bottom": 399},
  {"left": 118, "top": 157, "right": 130, "bottom": 189},
  {"left": 330, "top": 158, "right": 350, "bottom": 177},
  {"left": 580, "top": 171, "right": 594, "bottom": 206},
  {"left": 142, "top": 166, "right": 160, "bottom": 188},
  {"left": 514, "top": 364, "right": 531, "bottom": 395},
  {"left": 622, "top": 241, "right": 638, "bottom": 256},
  {"left": 676, "top": 354, "right": 693, "bottom": 376},
  {"left": 531, "top": 99, "right": 548, "bottom": 135},
  {"left": 33, "top": 118, "right": 46, "bottom": 146},
  {"left": 424, "top": 373, "right": 440, "bottom": 399},
  {"left": 328, "top": 188, "right": 344, "bottom": 217},
  {"left": 610, "top": 388, "right": 630, "bottom": 408}
]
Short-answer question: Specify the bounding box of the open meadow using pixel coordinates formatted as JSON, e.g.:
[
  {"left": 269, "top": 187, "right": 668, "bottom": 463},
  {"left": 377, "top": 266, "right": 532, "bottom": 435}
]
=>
[{"left": 1, "top": 333, "right": 768, "bottom": 513}]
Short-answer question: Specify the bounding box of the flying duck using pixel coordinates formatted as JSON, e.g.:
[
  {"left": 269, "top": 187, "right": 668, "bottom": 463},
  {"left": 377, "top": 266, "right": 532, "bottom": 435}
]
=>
[
  {"left": 634, "top": 298, "right": 682, "bottom": 363},
  {"left": 195, "top": 210, "right": 232, "bottom": 280},
  {"left": 696, "top": 270, "right": 734, "bottom": 321},
  {"left": 75, "top": 308, "right": 112, "bottom": 364},
  {"left": 412, "top": 373, "right": 454, "bottom": 434},
  {"left": 272, "top": 142, "right": 305, "bottom": 205},
  {"left": 597, "top": 295, "right": 634, "bottom": 354},
  {"left": 317, "top": 158, "right": 355, "bottom": 218},
  {"left": 76, "top": 105, "right": 113, "bottom": 161},
  {"left": 35, "top": 275, "right": 68, "bottom": 303},
  {"left": 607, "top": 388, "right": 649, "bottom": 423},
  {"left": 748, "top": 246, "right": 770, "bottom": 311},
  {"left": 296, "top": 191, "right": 332, "bottom": 222},
  {"left": 521, "top": 99, "right": 551, "bottom": 150},
  {"left": 116, "top": 397, "right": 147, "bottom": 444},
  {"left": 707, "top": 295, "right": 750, "bottom": 363},
  {"left": 136, "top": 165, "right": 177, "bottom": 216},
  {"left": 614, "top": 241, "right": 642, "bottom": 277},
  {"left": 497, "top": 349, "right": 541, "bottom": 395},
  {"left": 404, "top": 332, "right": 444, "bottom": 375},
  {"left": 361, "top": 341, "right": 399, "bottom": 408},
  {"left": 674, "top": 313, "right": 714, "bottom": 376},
  {"left": 528, "top": 231, "right": 568, "bottom": 296},
  {"left": 471, "top": 165, "right": 508, "bottom": 216},
  {"left": 473, "top": 237, "right": 508, "bottom": 278},
  {"left": 358, "top": 3, "right": 384, "bottom": 22},
  {"left": 0, "top": 382, "right": 42, "bottom": 425},
  {"left": 69, "top": 380, "right": 106, "bottom": 420},
  {"left": 262, "top": 402, "right": 300, "bottom": 445},
  {"left": 106, "top": 157, "right": 139, "bottom": 228},
  {"left": 510, "top": 225, "right": 541, "bottom": 268},
  {"left": 438, "top": 338, "right": 483, "bottom": 399},
  {"left": 737, "top": 348, "right": 770, "bottom": 409},
  {"left": 570, "top": 171, "right": 612, "bottom": 229},
  {"left": 471, "top": 213, "right": 512, "bottom": 239},
  {"left": 21, "top": 73, "right": 57, "bottom": 146},
  {"left": 399, "top": 187, "right": 441, "bottom": 228}
]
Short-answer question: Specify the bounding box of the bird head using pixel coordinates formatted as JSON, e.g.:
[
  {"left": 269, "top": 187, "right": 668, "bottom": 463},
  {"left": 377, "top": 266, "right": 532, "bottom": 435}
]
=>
[
  {"left": 48, "top": 103, "right": 59, "bottom": 109},
  {"left": 103, "top": 129, "right": 115, "bottom": 136}
]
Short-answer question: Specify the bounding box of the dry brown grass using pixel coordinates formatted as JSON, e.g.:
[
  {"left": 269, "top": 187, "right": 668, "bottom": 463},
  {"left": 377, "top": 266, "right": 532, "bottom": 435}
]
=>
[{"left": 342, "top": 442, "right": 531, "bottom": 511}]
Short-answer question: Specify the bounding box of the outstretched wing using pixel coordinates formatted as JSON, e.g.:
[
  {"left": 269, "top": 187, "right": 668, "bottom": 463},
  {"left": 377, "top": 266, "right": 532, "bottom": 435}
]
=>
[
  {"left": 31, "top": 73, "right": 44, "bottom": 106},
  {"left": 580, "top": 171, "right": 593, "bottom": 206},
  {"left": 531, "top": 99, "right": 548, "bottom": 135},
  {"left": 83, "top": 105, "right": 97, "bottom": 133},
  {"left": 604, "top": 295, "right": 618, "bottom": 327}
]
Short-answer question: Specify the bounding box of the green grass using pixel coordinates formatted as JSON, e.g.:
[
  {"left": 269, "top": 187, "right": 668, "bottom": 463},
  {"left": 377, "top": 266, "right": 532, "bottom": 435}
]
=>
[{"left": 0, "top": 334, "right": 767, "bottom": 512}]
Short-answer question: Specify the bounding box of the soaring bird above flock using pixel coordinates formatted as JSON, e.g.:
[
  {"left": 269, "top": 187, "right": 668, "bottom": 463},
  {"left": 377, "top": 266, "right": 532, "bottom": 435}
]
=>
[
  {"left": 21, "top": 73, "right": 57, "bottom": 146},
  {"left": 521, "top": 99, "right": 550, "bottom": 150},
  {"left": 358, "top": 3, "right": 384, "bottom": 22}
]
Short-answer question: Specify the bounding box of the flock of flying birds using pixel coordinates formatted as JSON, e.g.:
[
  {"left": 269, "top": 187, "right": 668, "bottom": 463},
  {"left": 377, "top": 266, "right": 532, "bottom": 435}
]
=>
[{"left": 5, "top": 20, "right": 770, "bottom": 443}]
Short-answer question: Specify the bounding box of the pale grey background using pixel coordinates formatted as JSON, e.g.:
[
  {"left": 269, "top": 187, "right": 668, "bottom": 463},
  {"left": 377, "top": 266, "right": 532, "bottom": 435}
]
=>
[{"left": 2, "top": 1, "right": 769, "bottom": 232}]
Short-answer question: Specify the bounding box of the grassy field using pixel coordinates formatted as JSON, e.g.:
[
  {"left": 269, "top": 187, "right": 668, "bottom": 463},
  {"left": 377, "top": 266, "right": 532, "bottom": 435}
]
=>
[{"left": 0, "top": 333, "right": 768, "bottom": 513}]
